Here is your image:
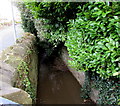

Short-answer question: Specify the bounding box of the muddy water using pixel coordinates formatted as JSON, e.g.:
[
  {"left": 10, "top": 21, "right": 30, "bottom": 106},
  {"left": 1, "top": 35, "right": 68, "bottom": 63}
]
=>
[{"left": 36, "top": 55, "right": 95, "bottom": 104}]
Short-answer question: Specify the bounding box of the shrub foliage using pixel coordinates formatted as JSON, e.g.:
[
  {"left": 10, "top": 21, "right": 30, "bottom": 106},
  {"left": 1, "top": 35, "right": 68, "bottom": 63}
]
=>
[
  {"left": 65, "top": 2, "right": 120, "bottom": 79},
  {"left": 17, "top": 3, "right": 37, "bottom": 36},
  {"left": 25, "top": 2, "right": 81, "bottom": 30},
  {"left": 25, "top": 2, "right": 81, "bottom": 46}
]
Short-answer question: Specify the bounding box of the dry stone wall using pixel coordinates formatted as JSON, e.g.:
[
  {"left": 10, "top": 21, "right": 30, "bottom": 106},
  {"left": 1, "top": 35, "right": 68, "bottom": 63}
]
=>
[{"left": 0, "top": 33, "right": 38, "bottom": 104}]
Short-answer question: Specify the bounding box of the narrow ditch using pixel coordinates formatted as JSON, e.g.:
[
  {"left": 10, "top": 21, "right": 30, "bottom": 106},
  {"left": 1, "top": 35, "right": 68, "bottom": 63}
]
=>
[{"left": 36, "top": 46, "right": 95, "bottom": 104}]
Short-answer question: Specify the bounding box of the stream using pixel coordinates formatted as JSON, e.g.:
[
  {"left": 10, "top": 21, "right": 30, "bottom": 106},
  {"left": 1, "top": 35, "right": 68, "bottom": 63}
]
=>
[{"left": 36, "top": 52, "right": 95, "bottom": 104}]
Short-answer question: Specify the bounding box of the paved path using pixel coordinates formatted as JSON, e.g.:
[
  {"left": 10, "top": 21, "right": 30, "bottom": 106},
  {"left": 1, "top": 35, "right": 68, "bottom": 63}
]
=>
[{"left": 0, "top": 24, "right": 24, "bottom": 52}]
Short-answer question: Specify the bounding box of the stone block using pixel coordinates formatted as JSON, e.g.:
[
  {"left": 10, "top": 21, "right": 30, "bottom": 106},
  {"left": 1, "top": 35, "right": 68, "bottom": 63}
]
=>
[{"left": 0, "top": 87, "right": 32, "bottom": 104}]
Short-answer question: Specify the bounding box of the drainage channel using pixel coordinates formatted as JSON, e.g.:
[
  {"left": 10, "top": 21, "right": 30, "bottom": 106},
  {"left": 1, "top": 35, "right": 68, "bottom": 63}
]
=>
[{"left": 36, "top": 53, "right": 95, "bottom": 104}]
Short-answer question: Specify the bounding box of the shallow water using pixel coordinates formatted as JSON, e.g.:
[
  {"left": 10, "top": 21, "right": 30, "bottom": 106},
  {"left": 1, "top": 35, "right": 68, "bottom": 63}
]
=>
[{"left": 36, "top": 56, "right": 95, "bottom": 104}]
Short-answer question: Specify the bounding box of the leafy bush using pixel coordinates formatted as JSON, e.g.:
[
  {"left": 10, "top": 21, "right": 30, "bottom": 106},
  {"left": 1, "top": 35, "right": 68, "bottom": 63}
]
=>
[
  {"left": 26, "top": 2, "right": 81, "bottom": 30},
  {"left": 17, "top": 3, "right": 37, "bottom": 36},
  {"left": 65, "top": 2, "right": 120, "bottom": 79},
  {"left": 95, "top": 79, "right": 120, "bottom": 105},
  {"left": 24, "top": 2, "right": 82, "bottom": 47},
  {"left": 85, "top": 72, "right": 120, "bottom": 105}
]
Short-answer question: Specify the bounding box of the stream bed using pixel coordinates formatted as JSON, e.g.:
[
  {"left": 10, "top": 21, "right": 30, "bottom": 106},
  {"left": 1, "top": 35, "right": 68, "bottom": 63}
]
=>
[{"left": 36, "top": 54, "right": 95, "bottom": 104}]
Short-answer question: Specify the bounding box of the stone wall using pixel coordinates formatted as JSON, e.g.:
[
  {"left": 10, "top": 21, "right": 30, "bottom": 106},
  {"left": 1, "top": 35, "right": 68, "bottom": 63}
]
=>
[
  {"left": 0, "top": 33, "right": 38, "bottom": 104},
  {"left": 60, "top": 46, "right": 99, "bottom": 103}
]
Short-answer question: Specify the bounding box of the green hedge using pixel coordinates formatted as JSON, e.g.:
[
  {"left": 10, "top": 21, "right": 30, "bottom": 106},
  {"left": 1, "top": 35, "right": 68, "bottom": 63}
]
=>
[
  {"left": 17, "top": 3, "right": 37, "bottom": 36},
  {"left": 25, "top": 2, "right": 81, "bottom": 46},
  {"left": 25, "top": 2, "right": 81, "bottom": 30},
  {"left": 65, "top": 2, "right": 120, "bottom": 79}
]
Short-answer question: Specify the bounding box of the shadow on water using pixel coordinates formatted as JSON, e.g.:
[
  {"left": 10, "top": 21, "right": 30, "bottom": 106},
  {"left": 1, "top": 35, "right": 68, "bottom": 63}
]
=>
[{"left": 36, "top": 49, "right": 96, "bottom": 104}]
